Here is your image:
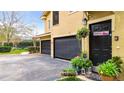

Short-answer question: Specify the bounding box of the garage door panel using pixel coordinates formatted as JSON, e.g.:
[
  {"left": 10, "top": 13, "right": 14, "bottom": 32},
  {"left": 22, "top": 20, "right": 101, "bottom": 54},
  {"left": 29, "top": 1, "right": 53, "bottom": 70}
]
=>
[
  {"left": 41, "top": 40, "right": 51, "bottom": 55},
  {"left": 54, "top": 36, "right": 81, "bottom": 60}
]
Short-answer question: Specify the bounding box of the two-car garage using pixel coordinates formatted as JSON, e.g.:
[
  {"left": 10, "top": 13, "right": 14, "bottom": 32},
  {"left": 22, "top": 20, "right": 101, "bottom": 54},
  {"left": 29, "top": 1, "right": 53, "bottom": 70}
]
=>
[
  {"left": 41, "top": 36, "right": 81, "bottom": 60},
  {"left": 54, "top": 36, "right": 81, "bottom": 60}
]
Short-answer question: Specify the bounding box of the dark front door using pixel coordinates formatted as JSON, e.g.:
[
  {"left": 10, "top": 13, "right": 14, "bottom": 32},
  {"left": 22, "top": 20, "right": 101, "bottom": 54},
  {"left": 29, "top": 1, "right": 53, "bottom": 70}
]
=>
[
  {"left": 41, "top": 40, "right": 51, "bottom": 55},
  {"left": 54, "top": 36, "right": 81, "bottom": 60},
  {"left": 89, "top": 20, "right": 112, "bottom": 66}
]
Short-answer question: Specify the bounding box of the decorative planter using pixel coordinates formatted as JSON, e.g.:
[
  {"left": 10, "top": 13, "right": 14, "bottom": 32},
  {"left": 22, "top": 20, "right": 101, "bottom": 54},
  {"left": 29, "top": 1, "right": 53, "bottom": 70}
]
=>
[
  {"left": 100, "top": 75, "right": 117, "bottom": 81},
  {"left": 77, "top": 70, "right": 82, "bottom": 75},
  {"left": 85, "top": 67, "right": 92, "bottom": 75},
  {"left": 83, "top": 54, "right": 87, "bottom": 58},
  {"left": 77, "top": 67, "right": 82, "bottom": 75}
]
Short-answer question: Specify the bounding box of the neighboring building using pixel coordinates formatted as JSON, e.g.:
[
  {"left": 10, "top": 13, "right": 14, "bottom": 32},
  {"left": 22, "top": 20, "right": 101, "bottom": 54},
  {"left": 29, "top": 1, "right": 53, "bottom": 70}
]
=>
[{"left": 37, "top": 11, "right": 124, "bottom": 80}]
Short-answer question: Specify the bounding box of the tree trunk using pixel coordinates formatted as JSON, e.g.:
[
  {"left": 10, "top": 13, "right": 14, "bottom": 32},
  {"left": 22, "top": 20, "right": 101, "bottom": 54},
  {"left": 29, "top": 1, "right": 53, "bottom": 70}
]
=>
[{"left": 33, "top": 40, "right": 36, "bottom": 47}]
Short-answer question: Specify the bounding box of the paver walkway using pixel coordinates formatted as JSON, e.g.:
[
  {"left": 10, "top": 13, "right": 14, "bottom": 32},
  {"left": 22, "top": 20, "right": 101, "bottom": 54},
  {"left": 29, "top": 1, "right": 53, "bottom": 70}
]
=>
[{"left": 0, "top": 54, "right": 70, "bottom": 81}]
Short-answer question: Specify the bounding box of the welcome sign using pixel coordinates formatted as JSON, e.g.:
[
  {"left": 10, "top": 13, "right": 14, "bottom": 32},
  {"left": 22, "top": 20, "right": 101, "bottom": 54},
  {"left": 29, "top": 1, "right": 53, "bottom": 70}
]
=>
[{"left": 93, "top": 31, "right": 109, "bottom": 36}]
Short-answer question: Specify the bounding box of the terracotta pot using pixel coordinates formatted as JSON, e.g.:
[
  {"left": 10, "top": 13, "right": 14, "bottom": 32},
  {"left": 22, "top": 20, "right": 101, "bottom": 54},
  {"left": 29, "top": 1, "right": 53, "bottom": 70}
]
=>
[{"left": 100, "top": 75, "right": 117, "bottom": 81}]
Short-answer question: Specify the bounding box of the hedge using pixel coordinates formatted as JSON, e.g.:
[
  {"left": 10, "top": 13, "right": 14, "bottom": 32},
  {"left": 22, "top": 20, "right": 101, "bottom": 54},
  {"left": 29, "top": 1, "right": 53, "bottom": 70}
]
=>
[
  {"left": 28, "top": 46, "right": 40, "bottom": 53},
  {"left": 4, "top": 43, "right": 13, "bottom": 47},
  {"left": 0, "top": 46, "right": 12, "bottom": 53},
  {"left": 17, "top": 41, "right": 33, "bottom": 48}
]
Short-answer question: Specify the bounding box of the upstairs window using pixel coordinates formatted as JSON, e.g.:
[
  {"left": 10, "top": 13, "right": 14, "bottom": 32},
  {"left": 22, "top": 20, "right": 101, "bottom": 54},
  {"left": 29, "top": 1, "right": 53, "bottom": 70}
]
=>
[{"left": 53, "top": 11, "right": 59, "bottom": 25}]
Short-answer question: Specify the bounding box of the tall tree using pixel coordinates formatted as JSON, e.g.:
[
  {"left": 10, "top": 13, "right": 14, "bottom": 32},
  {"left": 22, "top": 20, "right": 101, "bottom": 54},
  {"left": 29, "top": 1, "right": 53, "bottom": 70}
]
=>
[{"left": 0, "top": 11, "right": 33, "bottom": 45}]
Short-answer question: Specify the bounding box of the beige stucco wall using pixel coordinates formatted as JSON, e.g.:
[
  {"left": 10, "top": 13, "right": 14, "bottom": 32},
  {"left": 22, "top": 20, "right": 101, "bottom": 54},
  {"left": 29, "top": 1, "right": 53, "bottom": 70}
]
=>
[
  {"left": 42, "top": 11, "right": 124, "bottom": 80},
  {"left": 51, "top": 11, "right": 84, "bottom": 37},
  {"left": 44, "top": 12, "right": 52, "bottom": 33},
  {"left": 114, "top": 12, "right": 124, "bottom": 80},
  {"left": 113, "top": 12, "right": 124, "bottom": 59}
]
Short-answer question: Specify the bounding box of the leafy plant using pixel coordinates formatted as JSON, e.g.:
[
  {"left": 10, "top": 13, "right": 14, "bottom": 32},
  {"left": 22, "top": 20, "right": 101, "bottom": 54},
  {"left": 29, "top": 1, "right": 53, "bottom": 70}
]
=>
[
  {"left": 0, "top": 46, "right": 12, "bottom": 53},
  {"left": 58, "top": 76, "right": 82, "bottom": 81},
  {"left": 80, "top": 52, "right": 93, "bottom": 69},
  {"left": 71, "top": 56, "right": 84, "bottom": 74},
  {"left": 76, "top": 27, "right": 89, "bottom": 40},
  {"left": 98, "top": 59, "right": 120, "bottom": 77},
  {"left": 80, "top": 51, "right": 87, "bottom": 58},
  {"left": 61, "top": 68, "right": 76, "bottom": 76},
  {"left": 83, "top": 59, "right": 93, "bottom": 69},
  {"left": 63, "top": 68, "right": 76, "bottom": 73},
  {"left": 71, "top": 56, "right": 83, "bottom": 69},
  {"left": 76, "top": 27, "right": 89, "bottom": 53},
  {"left": 112, "top": 56, "right": 123, "bottom": 72}
]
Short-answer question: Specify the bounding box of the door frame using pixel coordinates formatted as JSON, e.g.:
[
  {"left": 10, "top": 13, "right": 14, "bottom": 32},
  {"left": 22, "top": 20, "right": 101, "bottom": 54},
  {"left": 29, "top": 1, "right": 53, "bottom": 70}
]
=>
[
  {"left": 53, "top": 35, "right": 82, "bottom": 60},
  {"left": 89, "top": 19, "right": 112, "bottom": 66},
  {"left": 87, "top": 15, "right": 115, "bottom": 59}
]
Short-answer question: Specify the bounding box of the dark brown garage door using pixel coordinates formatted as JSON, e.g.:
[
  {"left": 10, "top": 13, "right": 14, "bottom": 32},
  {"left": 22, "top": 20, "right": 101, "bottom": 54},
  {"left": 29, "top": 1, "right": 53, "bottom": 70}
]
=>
[
  {"left": 54, "top": 36, "right": 81, "bottom": 60},
  {"left": 41, "top": 40, "right": 51, "bottom": 55}
]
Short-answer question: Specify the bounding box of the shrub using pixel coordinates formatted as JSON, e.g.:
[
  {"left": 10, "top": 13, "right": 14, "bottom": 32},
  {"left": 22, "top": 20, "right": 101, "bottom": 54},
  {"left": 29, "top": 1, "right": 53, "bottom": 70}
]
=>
[
  {"left": 71, "top": 56, "right": 93, "bottom": 74},
  {"left": 58, "top": 76, "right": 82, "bottom": 81},
  {"left": 83, "top": 58, "right": 93, "bottom": 69},
  {"left": 17, "top": 40, "right": 33, "bottom": 48},
  {"left": 71, "top": 56, "right": 84, "bottom": 74},
  {"left": 4, "top": 43, "right": 13, "bottom": 47},
  {"left": 98, "top": 59, "right": 121, "bottom": 77},
  {"left": 0, "top": 46, "right": 12, "bottom": 53},
  {"left": 28, "top": 46, "right": 40, "bottom": 53},
  {"left": 71, "top": 56, "right": 83, "bottom": 70},
  {"left": 63, "top": 68, "right": 76, "bottom": 73},
  {"left": 61, "top": 68, "right": 76, "bottom": 76}
]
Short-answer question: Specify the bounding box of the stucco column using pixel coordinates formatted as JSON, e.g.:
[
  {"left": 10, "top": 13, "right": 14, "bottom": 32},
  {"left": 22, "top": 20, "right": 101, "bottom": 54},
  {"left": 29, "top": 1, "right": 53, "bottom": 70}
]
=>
[
  {"left": 51, "top": 37, "right": 54, "bottom": 58},
  {"left": 40, "top": 40, "right": 42, "bottom": 54}
]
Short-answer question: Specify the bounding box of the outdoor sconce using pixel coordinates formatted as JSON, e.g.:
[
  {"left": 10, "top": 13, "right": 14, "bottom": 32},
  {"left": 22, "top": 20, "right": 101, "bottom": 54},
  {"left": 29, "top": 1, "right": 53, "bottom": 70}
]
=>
[
  {"left": 82, "top": 18, "right": 88, "bottom": 25},
  {"left": 114, "top": 36, "right": 119, "bottom": 41}
]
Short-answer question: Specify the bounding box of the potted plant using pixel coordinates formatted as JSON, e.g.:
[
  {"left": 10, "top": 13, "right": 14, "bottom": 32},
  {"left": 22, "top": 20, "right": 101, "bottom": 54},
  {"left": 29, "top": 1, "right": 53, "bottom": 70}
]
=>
[
  {"left": 81, "top": 51, "right": 87, "bottom": 58},
  {"left": 71, "top": 56, "right": 84, "bottom": 75},
  {"left": 98, "top": 59, "right": 121, "bottom": 81},
  {"left": 83, "top": 58, "right": 93, "bottom": 74},
  {"left": 76, "top": 27, "right": 89, "bottom": 54},
  {"left": 80, "top": 51, "right": 93, "bottom": 74}
]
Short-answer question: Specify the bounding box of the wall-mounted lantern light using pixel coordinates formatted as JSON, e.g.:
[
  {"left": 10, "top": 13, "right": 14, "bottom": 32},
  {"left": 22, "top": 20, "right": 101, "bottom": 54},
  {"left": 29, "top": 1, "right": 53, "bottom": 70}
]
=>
[
  {"left": 82, "top": 18, "right": 88, "bottom": 25},
  {"left": 114, "top": 36, "right": 119, "bottom": 41}
]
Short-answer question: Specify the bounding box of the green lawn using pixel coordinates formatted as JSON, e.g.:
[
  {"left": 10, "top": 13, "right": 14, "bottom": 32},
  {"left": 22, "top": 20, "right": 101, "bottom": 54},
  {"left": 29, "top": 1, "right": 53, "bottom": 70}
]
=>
[{"left": 0, "top": 49, "right": 29, "bottom": 54}]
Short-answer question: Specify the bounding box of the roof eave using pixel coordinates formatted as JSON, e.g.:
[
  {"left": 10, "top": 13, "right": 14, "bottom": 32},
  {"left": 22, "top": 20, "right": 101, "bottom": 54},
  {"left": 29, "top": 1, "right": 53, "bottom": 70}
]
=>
[{"left": 40, "top": 11, "right": 50, "bottom": 20}]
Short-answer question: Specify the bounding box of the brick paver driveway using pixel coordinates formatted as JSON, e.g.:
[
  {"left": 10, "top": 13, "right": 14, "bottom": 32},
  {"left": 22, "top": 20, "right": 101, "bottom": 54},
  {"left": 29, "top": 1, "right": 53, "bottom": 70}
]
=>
[{"left": 0, "top": 54, "right": 70, "bottom": 81}]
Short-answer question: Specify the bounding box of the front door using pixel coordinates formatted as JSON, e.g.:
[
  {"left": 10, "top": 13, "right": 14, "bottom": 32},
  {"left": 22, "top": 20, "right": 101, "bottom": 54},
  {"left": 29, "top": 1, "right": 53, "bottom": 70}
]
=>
[{"left": 89, "top": 20, "right": 112, "bottom": 66}]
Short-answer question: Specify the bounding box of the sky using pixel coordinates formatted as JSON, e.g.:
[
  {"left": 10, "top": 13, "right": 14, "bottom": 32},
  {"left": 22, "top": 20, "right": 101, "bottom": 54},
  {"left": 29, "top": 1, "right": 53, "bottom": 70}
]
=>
[{"left": 22, "top": 11, "right": 44, "bottom": 35}]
